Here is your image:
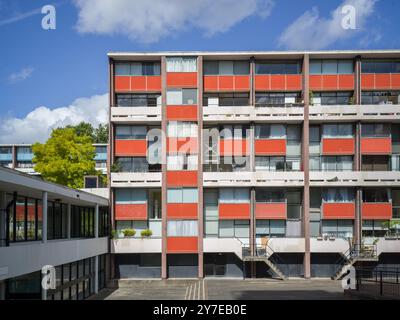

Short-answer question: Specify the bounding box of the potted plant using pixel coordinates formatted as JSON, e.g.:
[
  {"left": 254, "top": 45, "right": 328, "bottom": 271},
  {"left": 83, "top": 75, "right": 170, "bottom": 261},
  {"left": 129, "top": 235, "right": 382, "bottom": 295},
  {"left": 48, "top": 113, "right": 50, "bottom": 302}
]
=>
[
  {"left": 110, "top": 229, "right": 117, "bottom": 240},
  {"left": 141, "top": 229, "right": 153, "bottom": 238},
  {"left": 111, "top": 161, "right": 122, "bottom": 173},
  {"left": 122, "top": 228, "right": 136, "bottom": 238}
]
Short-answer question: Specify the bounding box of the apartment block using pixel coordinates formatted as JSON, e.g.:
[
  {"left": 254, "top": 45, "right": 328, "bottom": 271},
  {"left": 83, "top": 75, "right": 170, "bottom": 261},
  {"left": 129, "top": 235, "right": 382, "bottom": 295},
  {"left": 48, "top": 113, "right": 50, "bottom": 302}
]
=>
[
  {"left": 108, "top": 51, "right": 400, "bottom": 279},
  {"left": 0, "top": 166, "right": 110, "bottom": 300}
]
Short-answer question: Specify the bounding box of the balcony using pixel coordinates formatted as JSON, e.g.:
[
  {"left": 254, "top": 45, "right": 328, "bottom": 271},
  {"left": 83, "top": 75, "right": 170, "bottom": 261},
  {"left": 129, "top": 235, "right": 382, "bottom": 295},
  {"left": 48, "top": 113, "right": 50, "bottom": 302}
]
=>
[
  {"left": 111, "top": 107, "right": 161, "bottom": 123},
  {"left": 203, "top": 171, "right": 304, "bottom": 187},
  {"left": 310, "top": 237, "right": 350, "bottom": 253},
  {"left": 310, "top": 171, "right": 400, "bottom": 187},
  {"left": 111, "top": 238, "right": 161, "bottom": 254},
  {"left": 310, "top": 105, "right": 400, "bottom": 121},
  {"left": 110, "top": 172, "right": 162, "bottom": 187},
  {"left": 202, "top": 105, "right": 304, "bottom": 122},
  {"left": 203, "top": 238, "right": 243, "bottom": 259}
]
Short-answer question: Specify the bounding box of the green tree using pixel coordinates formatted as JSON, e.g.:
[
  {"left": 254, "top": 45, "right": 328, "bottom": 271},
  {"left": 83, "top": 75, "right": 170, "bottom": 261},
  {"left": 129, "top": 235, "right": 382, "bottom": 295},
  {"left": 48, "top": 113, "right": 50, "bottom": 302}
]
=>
[
  {"left": 32, "top": 127, "right": 99, "bottom": 188},
  {"left": 66, "top": 122, "right": 94, "bottom": 139},
  {"left": 94, "top": 123, "right": 109, "bottom": 143}
]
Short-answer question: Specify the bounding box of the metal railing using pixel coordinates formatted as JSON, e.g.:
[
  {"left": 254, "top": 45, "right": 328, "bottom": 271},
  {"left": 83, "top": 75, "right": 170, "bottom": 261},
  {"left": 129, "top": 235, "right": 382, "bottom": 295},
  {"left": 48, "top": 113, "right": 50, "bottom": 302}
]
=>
[{"left": 355, "top": 267, "right": 400, "bottom": 299}]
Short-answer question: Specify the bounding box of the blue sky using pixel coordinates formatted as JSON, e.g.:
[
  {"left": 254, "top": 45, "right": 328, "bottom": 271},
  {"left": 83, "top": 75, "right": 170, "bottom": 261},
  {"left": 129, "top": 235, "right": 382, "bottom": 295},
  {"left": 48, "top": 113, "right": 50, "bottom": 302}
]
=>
[{"left": 0, "top": 0, "right": 399, "bottom": 143}]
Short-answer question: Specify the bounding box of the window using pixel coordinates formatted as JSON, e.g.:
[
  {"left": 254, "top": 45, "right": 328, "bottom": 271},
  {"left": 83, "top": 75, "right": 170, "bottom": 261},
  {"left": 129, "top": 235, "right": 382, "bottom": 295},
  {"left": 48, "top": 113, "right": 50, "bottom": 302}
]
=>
[
  {"left": 255, "top": 92, "right": 301, "bottom": 107},
  {"left": 219, "top": 188, "right": 250, "bottom": 203},
  {"left": 361, "top": 91, "right": 400, "bottom": 105},
  {"left": 287, "top": 191, "right": 302, "bottom": 220},
  {"left": 255, "top": 220, "right": 286, "bottom": 237},
  {"left": 320, "top": 156, "right": 353, "bottom": 171},
  {"left": 167, "top": 220, "right": 198, "bottom": 236},
  {"left": 203, "top": 93, "right": 249, "bottom": 107},
  {"left": 256, "top": 189, "right": 285, "bottom": 203},
  {"left": 255, "top": 61, "right": 301, "bottom": 74},
  {"left": 361, "top": 123, "right": 390, "bottom": 137},
  {"left": 116, "top": 94, "right": 161, "bottom": 107},
  {"left": 167, "top": 154, "right": 198, "bottom": 170},
  {"left": 115, "top": 189, "right": 147, "bottom": 204},
  {"left": 214, "top": 156, "right": 250, "bottom": 172},
  {"left": 255, "top": 124, "right": 286, "bottom": 139},
  {"left": 362, "top": 220, "right": 389, "bottom": 237},
  {"left": 167, "top": 188, "right": 198, "bottom": 203},
  {"left": 310, "top": 60, "right": 354, "bottom": 74},
  {"left": 166, "top": 89, "right": 197, "bottom": 105},
  {"left": 362, "top": 156, "right": 390, "bottom": 171},
  {"left": 312, "top": 92, "right": 353, "bottom": 105},
  {"left": 167, "top": 121, "right": 198, "bottom": 138},
  {"left": 255, "top": 157, "right": 285, "bottom": 172},
  {"left": 115, "top": 126, "right": 147, "bottom": 140},
  {"left": 47, "top": 202, "right": 68, "bottom": 241},
  {"left": 322, "top": 124, "right": 353, "bottom": 138},
  {"left": 115, "top": 62, "right": 161, "bottom": 76},
  {"left": 116, "top": 157, "right": 152, "bottom": 172},
  {"left": 220, "top": 124, "right": 249, "bottom": 139},
  {"left": 204, "top": 60, "right": 249, "bottom": 75},
  {"left": 362, "top": 60, "right": 400, "bottom": 74},
  {"left": 363, "top": 189, "right": 390, "bottom": 203},
  {"left": 322, "top": 220, "right": 353, "bottom": 238},
  {"left": 219, "top": 220, "right": 250, "bottom": 238},
  {"left": 322, "top": 188, "right": 354, "bottom": 202},
  {"left": 166, "top": 57, "right": 197, "bottom": 72}
]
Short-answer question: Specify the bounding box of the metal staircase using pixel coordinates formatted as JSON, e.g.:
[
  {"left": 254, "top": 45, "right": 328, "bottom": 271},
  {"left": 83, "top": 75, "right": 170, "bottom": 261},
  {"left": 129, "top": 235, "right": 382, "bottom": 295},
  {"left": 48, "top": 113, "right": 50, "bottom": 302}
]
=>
[
  {"left": 242, "top": 244, "right": 288, "bottom": 280},
  {"left": 332, "top": 244, "right": 379, "bottom": 280}
]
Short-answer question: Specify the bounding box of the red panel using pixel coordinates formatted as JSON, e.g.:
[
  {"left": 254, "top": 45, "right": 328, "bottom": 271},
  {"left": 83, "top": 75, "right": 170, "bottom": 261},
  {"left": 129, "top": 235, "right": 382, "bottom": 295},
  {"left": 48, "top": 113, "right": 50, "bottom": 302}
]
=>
[
  {"left": 167, "top": 137, "right": 198, "bottom": 154},
  {"left": 255, "top": 203, "right": 286, "bottom": 219},
  {"left": 146, "top": 76, "right": 162, "bottom": 91},
  {"left": 167, "top": 237, "right": 198, "bottom": 253},
  {"left": 234, "top": 75, "right": 250, "bottom": 90},
  {"left": 322, "top": 138, "right": 355, "bottom": 155},
  {"left": 270, "top": 75, "right": 286, "bottom": 90},
  {"left": 338, "top": 74, "right": 355, "bottom": 90},
  {"left": 204, "top": 75, "right": 218, "bottom": 91},
  {"left": 167, "top": 203, "right": 198, "bottom": 219},
  {"left": 167, "top": 171, "right": 198, "bottom": 187},
  {"left": 362, "top": 203, "right": 392, "bottom": 220},
  {"left": 286, "top": 75, "right": 302, "bottom": 90},
  {"left": 361, "top": 138, "right": 392, "bottom": 155},
  {"left": 115, "top": 204, "right": 147, "bottom": 220},
  {"left": 361, "top": 74, "right": 375, "bottom": 90},
  {"left": 167, "top": 72, "right": 197, "bottom": 87},
  {"left": 219, "top": 139, "right": 249, "bottom": 156},
  {"left": 115, "top": 76, "right": 130, "bottom": 91},
  {"left": 375, "top": 74, "right": 391, "bottom": 89},
  {"left": 322, "top": 75, "right": 338, "bottom": 90},
  {"left": 130, "top": 76, "right": 146, "bottom": 91},
  {"left": 219, "top": 203, "right": 250, "bottom": 219},
  {"left": 255, "top": 139, "right": 286, "bottom": 156},
  {"left": 255, "top": 75, "right": 270, "bottom": 90},
  {"left": 309, "top": 75, "right": 322, "bottom": 90},
  {"left": 323, "top": 203, "right": 355, "bottom": 219},
  {"left": 218, "top": 76, "right": 234, "bottom": 90},
  {"left": 166, "top": 106, "right": 198, "bottom": 121},
  {"left": 115, "top": 140, "right": 147, "bottom": 156},
  {"left": 16, "top": 205, "right": 24, "bottom": 221},
  {"left": 392, "top": 74, "right": 400, "bottom": 88}
]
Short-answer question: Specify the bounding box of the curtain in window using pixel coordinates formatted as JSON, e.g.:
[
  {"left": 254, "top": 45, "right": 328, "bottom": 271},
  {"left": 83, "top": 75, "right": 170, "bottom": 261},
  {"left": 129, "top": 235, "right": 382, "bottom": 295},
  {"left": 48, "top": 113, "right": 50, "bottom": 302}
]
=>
[
  {"left": 166, "top": 89, "right": 182, "bottom": 105},
  {"left": 167, "top": 188, "right": 198, "bottom": 203},
  {"left": 167, "top": 220, "right": 198, "bottom": 236},
  {"left": 166, "top": 57, "right": 197, "bottom": 72}
]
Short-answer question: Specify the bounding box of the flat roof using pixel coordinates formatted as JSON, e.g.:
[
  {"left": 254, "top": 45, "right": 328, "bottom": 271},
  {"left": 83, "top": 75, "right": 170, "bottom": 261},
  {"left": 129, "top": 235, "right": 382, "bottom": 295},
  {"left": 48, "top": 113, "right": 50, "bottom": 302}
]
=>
[
  {"left": 0, "top": 166, "right": 108, "bottom": 206},
  {"left": 108, "top": 49, "right": 400, "bottom": 61}
]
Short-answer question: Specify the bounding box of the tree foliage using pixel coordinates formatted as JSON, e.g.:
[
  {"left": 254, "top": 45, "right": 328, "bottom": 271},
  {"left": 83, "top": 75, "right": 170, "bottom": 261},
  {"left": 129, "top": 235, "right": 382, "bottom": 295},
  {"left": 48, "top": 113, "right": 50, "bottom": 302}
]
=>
[
  {"left": 32, "top": 127, "right": 99, "bottom": 188},
  {"left": 65, "top": 121, "right": 109, "bottom": 143}
]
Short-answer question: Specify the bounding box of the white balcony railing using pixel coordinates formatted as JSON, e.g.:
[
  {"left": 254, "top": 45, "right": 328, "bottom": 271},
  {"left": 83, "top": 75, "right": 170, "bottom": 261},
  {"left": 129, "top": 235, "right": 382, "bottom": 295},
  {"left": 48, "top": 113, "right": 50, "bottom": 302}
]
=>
[
  {"left": 111, "top": 107, "right": 161, "bottom": 122},
  {"left": 310, "top": 171, "right": 400, "bottom": 187},
  {"left": 111, "top": 238, "right": 162, "bottom": 254},
  {"left": 111, "top": 172, "right": 162, "bottom": 187},
  {"left": 310, "top": 104, "right": 400, "bottom": 122},
  {"left": 203, "top": 171, "right": 304, "bottom": 187}
]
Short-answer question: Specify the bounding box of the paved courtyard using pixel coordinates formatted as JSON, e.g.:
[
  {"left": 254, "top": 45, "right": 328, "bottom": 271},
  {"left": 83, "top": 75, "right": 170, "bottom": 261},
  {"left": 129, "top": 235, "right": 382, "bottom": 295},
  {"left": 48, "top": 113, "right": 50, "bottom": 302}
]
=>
[{"left": 92, "top": 279, "right": 349, "bottom": 300}]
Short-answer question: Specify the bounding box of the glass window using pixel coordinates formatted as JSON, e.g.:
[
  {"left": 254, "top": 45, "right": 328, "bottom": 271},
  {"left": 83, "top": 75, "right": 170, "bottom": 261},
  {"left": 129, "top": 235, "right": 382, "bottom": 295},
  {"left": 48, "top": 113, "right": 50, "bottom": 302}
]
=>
[
  {"left": 219, "top": 188, "right": 249, "bottom": 203},
  {"left": 166, "top": 57, "right": 197, "bottom": 72},
  {"left": 255, "top": 62, "right": 301, "bottom": 74},
  {"left": 167, "top": 220, "right": 198, "bottom": 236},
  {"left": 362, "top": 60, "right": 400, "bottom": 74},
  {"left": 167, "top": 188, "right": 198, "bottom": 203}
]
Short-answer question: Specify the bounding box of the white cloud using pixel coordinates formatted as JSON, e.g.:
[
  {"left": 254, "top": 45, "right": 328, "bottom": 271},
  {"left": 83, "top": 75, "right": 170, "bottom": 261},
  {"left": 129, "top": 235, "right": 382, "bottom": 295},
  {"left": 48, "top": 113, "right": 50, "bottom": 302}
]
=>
[
  {"left": 8, "top": 67, "right": 34, "bottom": 84},
  {"left": 0, "top": 93, "right": 108, "bottom": 144},
  {"left": 278, "top": 0, "right": 378, "bottom": 50},
  {"left": 73, "top": 0, "right": 274, "bottom": 43}
]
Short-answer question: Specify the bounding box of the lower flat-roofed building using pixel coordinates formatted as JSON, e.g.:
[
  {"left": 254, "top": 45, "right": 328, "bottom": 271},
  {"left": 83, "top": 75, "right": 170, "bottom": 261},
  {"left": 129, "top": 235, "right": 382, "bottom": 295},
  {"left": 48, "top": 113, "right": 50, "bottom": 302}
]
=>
[{"left": 0, "top": 166, "right": 110, "bottom": 300}]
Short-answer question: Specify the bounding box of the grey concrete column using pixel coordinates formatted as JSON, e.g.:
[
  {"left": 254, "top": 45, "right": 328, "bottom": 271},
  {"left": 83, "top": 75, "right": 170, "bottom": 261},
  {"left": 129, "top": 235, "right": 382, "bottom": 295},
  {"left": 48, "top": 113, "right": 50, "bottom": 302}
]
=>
[
  {"left": 197, "top": 55, "right": 204, "bottom": 279},
  {"left": 95, "top": 255, "right": 99, "bottom": 294},
  {"left": 250, "top": 187, "right": 256, "bottom": 278},
  {"left": 0, "top": 280, "right": 5, "bottom": 300},
  {"left": 302, "top": 54, "right": 311, "bottom": 279},
  {"left": 0, "top": 192, "right": 6, "bottom": 245},
  {"left": 161, "top": 55, "right": 168, "bottom": 279},
  {"left": 95, "top": 204, "right": 99, "bottom": 238},
  {"left": 42, "top": 191, "right": 48, "bottom": 243},
  {"left": 67, "top": 204, "right": 71, "bottom": 239}
]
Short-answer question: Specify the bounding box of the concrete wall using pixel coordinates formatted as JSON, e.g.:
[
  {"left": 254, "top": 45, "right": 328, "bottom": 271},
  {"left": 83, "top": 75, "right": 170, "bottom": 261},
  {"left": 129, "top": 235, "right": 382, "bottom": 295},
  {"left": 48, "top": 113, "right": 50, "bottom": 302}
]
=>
[
  {"left": 0, "top": 237, "right": 108, "bottom": 281},
  {"left": 167, "top": 254, "right": 198, "bottom": 278}
]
